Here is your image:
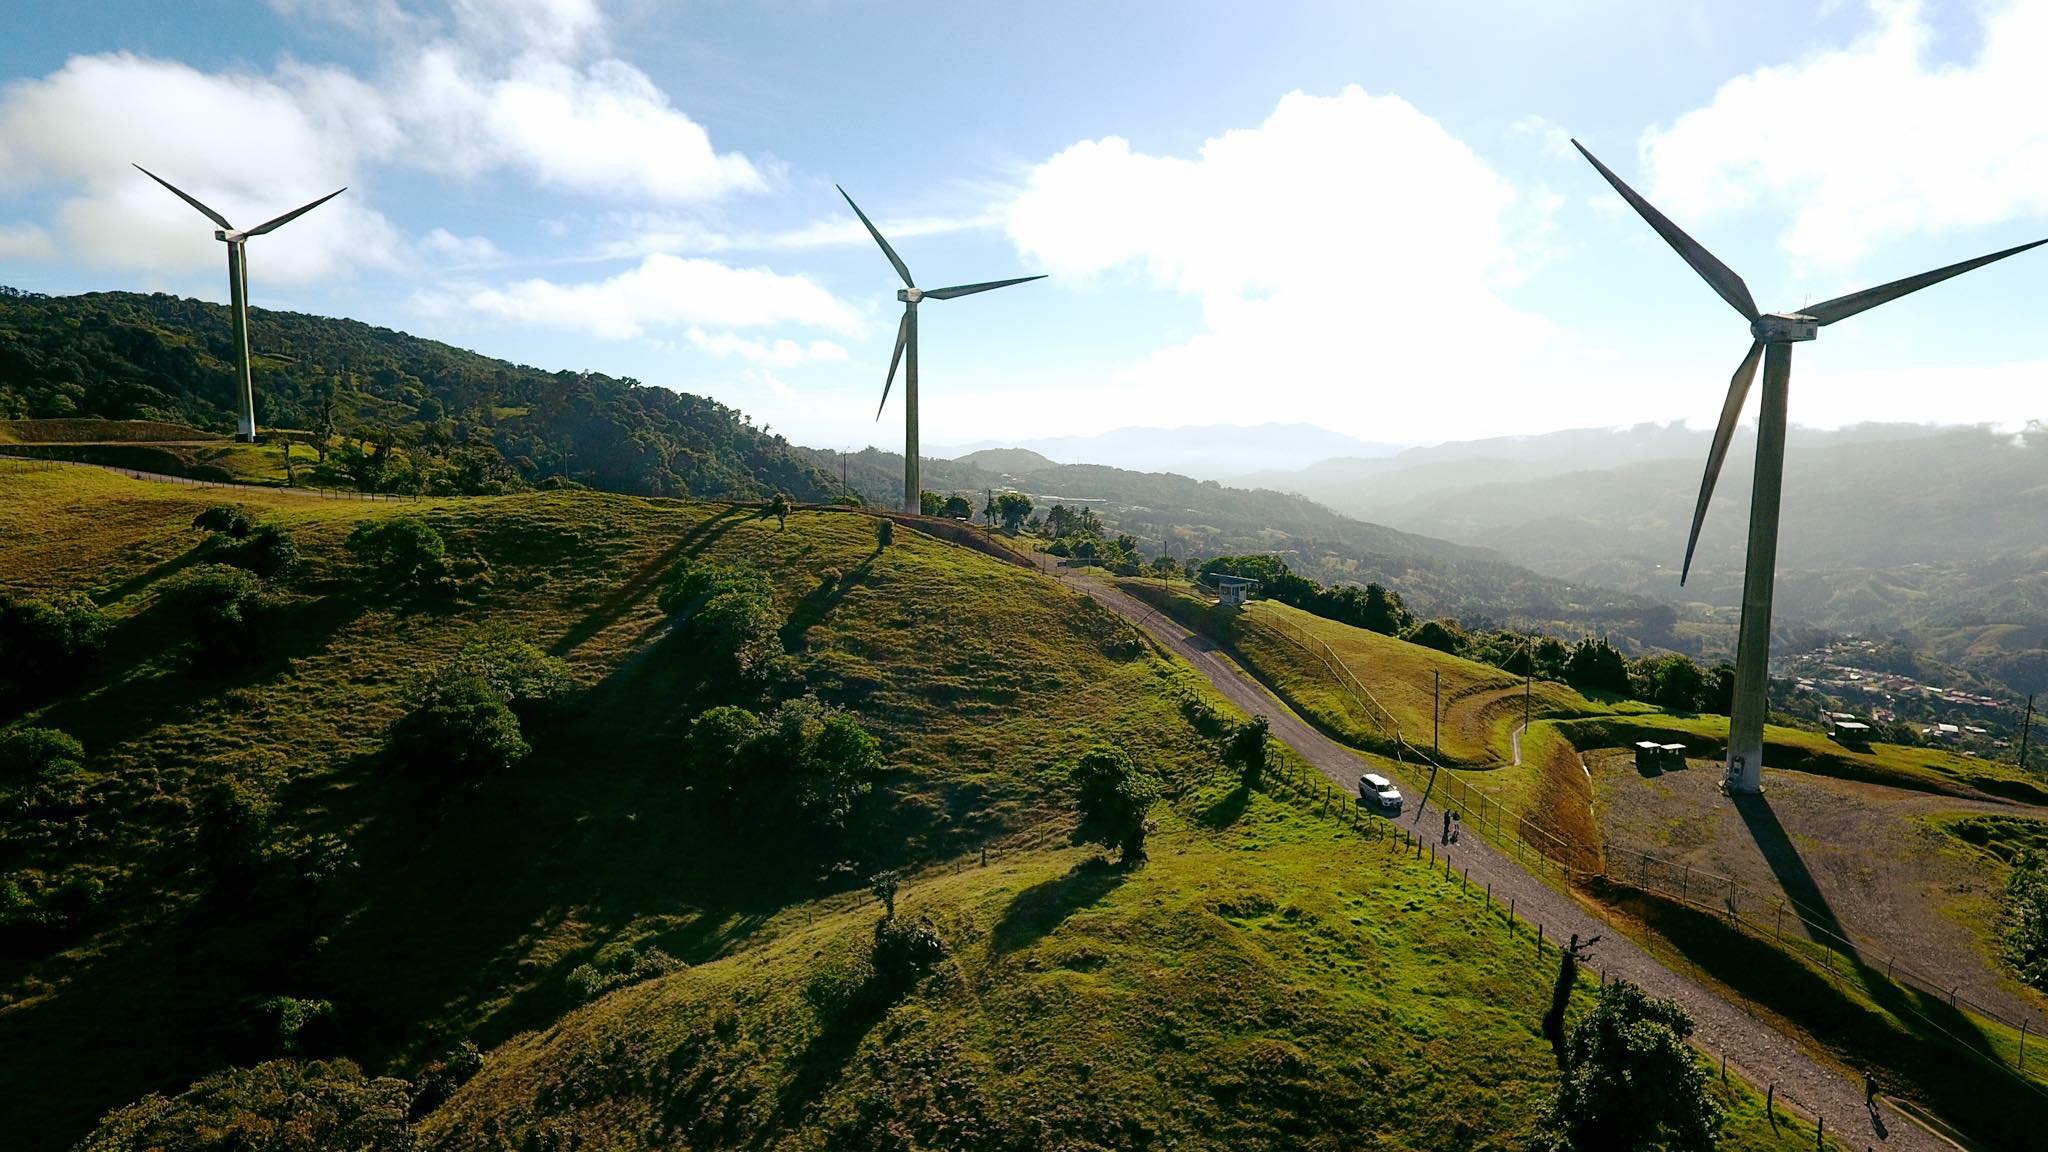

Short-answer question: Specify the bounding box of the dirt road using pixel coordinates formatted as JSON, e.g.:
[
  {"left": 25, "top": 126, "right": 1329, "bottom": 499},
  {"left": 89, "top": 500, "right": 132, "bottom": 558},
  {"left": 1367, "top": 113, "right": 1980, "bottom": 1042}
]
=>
[{"left": 1041, "top": 561, "right": 1948, "bottom": 1152}]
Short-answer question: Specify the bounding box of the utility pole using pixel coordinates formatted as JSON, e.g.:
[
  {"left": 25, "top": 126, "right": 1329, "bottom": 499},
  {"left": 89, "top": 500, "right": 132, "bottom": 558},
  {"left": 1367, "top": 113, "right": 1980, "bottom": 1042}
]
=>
[
  {"left": 2016, "top": 694, "right": 2036, "bottom": 768},
  {"left": 1525, "top": 649, "right": 1533, "bottom": 732},
  {"left": 841, "top": 452, "right": 847, "bottom": 495}
]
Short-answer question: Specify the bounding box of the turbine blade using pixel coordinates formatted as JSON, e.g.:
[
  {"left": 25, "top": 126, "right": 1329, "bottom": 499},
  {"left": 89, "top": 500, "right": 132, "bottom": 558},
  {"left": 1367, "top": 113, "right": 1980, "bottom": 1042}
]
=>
[
  {"left": 133, "top": 164, "right": 232, "bottom": 231},
  {"left": 1682, "top": 340, "right": 1763, "bottom": 586},
  {"left": 923, "top": 274, "right": 1048, "bottom": 300},
  {"left": 876, "top": 312, "right": 908, "bottom": 421},
  {"left": 1571, "top": 140, "right": 1759, "bottom": 322},
  {"left": 1802, "top": 237, "right": 2048, "bottom": 326},
  {"left": 837, "top": 185, "right": 914, "bottom": 289},
  {"left": 246, "top": 187, "right": 347, "bottom": 237}
]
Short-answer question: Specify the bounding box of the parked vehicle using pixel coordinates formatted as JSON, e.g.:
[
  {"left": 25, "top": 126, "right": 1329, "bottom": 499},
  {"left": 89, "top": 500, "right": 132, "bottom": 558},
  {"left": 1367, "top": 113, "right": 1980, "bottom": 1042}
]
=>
[{"left": 1359, "top": 772, "right": 1403, "bottom": 814}]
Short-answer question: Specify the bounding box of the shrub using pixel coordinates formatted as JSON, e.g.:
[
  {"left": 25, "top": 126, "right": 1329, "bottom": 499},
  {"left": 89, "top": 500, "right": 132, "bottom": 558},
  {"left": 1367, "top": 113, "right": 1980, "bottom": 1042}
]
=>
[
  {"left": 389, "top": 674, "right": 530, "bottom": 777},
  {"left": 694, "top": 589, "right": 782, "bottom": 681},
  {"left": 868, "top": 912, "right": 949, "bottom": 999},
  {"left": 75, "top": 1059, "right": 412, "bottom": 1152},
  {"left": 257, "top": 996, "right": 335, "bottom": 1055},
  {"left": 442, "top": 628, "right": 573, "bottom": 714},
  {"left": 344, "top": 517, "right": 449, "bottom": 590},
  {"left": 159, "top": 564, "right": 268, "bottom": 663},
  {"left": 1545, "top": 979, "right": 1720, "bottom": 1152},
  {"left": 193, "top": 778, "right": 274, "bottom": 897},
  {"left": 408, "top": 1041, "right": 484, "bottom": 1119},
  {"left": 1071, "top": 745, "right": 1157, "bottom": 865},
  {"left": 191, "top": 504, "right": 252, "bottom": 539},
  {"left": 0, "top": 591, "right": 112, "bottom": 688},
  {"left": 682, "top": 698, "right": 882, "bottom": 838},
  {"left": 2002, "top": 850, "right": 2048, "bottom": 992},
  {"left": 213, "top": 523, "right": 299, "bottom": 579},
  {"left": 0, "top": 725, "right": 85, "bottom": 781},
  {"left": 877, "top": 518, "right": 894, "bottom": 548},
  {"left": 566, "top": 940, "right": 683, "bottom": 1002},
  {"left": 1225, "top": 715, "right": 1270, "bottom": 788},
  {"left": 1564, "top": 636, "right": 1631, "bottom": 697}
]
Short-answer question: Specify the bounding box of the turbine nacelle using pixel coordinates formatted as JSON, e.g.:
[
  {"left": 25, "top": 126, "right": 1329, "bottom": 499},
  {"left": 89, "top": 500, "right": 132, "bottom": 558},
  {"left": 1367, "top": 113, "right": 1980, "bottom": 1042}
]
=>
[
  {"left": 1750, "top": 313, "right": 1817, "bottom": 343},
  {"left": 213, "top": 229, "right": 249, "bottom": 244},
  {"left": 897, "top": 287, "right": 924, "bottom": 304}
]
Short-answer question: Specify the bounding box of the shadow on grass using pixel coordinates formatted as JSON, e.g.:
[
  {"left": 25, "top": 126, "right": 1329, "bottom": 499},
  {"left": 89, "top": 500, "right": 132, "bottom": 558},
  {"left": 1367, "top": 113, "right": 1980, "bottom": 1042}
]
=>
[
  {"left": 549, "top": 506, "right": 748, "bottom": 658},
  {"left": 780, "top": 555, "right": 875, "bottom": 653},
  {"left": 989, "top": 858, "right": 1127, "bottom": 956},
  {"left": 1199, "top": 783, "right": 1252, "bottom": 829}
]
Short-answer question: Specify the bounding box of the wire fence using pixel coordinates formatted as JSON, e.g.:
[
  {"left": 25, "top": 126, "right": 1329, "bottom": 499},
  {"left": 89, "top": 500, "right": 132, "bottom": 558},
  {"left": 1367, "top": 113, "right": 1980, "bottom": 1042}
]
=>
[{"left": 1254, "top": 595, "right": 2048, "bottom": 1093}]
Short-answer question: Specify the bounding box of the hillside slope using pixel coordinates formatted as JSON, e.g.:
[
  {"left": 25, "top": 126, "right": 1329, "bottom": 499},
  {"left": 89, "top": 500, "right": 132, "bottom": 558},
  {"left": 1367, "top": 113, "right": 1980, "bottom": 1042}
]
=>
[
  {"left": 2, "top": 467, "right": 1812, "bottom": 1151},
  {"left": 0, "top": 287, "right": 840, "bottom": 500}
]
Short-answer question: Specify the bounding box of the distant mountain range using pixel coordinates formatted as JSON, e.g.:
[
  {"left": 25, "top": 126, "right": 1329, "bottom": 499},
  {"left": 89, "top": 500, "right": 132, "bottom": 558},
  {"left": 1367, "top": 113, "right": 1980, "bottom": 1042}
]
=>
[{"left": 928, "top": 422, "right": 1403, "bottom": 480}]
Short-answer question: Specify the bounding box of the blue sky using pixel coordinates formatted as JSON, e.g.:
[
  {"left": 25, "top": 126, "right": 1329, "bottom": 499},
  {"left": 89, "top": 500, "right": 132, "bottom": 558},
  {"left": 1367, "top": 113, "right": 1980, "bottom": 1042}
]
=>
[{"left": 2, "top": 0, "right": 2045, "bottom": 451}]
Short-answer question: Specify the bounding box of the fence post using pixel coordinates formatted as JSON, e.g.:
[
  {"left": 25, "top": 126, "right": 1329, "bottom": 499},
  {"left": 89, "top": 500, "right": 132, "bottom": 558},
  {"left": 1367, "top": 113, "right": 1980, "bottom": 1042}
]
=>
[
  {"left": 1766, "top": 1083, "right": 1776, "bottom": 1130},
  {"left": 1815, "top": 1114, "right": 1823, "bottom": 1150},
  {"left": 2022, "top": 1020, "right": 2029, "bottom": 1070}
]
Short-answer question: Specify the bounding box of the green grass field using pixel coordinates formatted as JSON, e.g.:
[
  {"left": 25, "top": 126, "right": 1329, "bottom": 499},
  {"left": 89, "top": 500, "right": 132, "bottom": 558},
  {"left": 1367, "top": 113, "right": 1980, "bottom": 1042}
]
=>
[{"left": 0, "top": 467, "right": 1825, "bottom": 1149}]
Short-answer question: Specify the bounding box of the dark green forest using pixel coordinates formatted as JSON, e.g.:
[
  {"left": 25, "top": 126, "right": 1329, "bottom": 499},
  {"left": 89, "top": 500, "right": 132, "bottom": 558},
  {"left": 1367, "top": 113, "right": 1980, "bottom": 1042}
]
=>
[{"left": 0, "top": 287, "right": 842, "bottom": 501}]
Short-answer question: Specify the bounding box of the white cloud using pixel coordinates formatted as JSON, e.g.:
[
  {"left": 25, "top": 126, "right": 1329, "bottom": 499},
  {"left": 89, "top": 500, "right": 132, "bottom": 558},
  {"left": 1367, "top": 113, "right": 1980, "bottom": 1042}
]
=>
[
  {"left": 455, "top": 253, "right": 861, "bottom": 340},
  {"left": 421, "top": 227, "right": 502, "bottom": 264},
  {"left": 597, "top": 208, "right": 999, "bottom": 261},
  {"left": 0, "top": 1, "right": 761, "bottom": 284},
  {"left": 687, "top": 327, "right": 850, "bottom": 366},
  {"left": 1641, "top": 0, "right": 2048, "bottom": 267},
  {"left": 1002, "top": 85, "right": 1574, "bottom": 441},
  {"left": 0, "top": 223, "right": 56, "bottom": 261}
]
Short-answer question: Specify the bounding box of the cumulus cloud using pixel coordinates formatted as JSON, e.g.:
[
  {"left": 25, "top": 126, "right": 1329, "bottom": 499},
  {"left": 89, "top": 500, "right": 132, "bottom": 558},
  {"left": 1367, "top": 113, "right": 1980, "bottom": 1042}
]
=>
[
  {"left": 1003, "top": 85, "right": 1574, "bottom": 440},
  {"left": 455, "top": 253, "right": 861, "bottom": 340},
  {"left": 687, "top": 328, "right": 850, "bottom": 366},
  {"left": 0, "top": 223, "right": 57, "bottom": 261},
  {"left": 421, "top": 227, "right": 503, "bottom": 264},
  {"left": 595, "top": 207, "right": 999, "bottom": 261},
  {"left": 0, "top": 0, "right": 761, "bottom": 284},
  {"left": 1641, "top": 0, "right": 2048, "bottom": 267}
]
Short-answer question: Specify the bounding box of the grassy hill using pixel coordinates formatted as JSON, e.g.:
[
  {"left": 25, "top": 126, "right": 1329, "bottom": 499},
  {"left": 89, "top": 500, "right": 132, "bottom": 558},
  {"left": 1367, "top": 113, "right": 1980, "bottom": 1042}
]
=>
[
  {"left": 0, "top": 287, "right": 841, "bottom": 500},
  {"left": 0, "top": 466, "right": 1824, "bottom": 1150}
]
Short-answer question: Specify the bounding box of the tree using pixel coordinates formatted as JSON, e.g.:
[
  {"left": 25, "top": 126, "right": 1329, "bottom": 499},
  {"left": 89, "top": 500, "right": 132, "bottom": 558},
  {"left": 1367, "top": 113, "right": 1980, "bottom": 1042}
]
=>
[
  {"left": 0, "top": 591, "right": 112, "bottom": 690},
  {"left": 1225, "top": 715, "right": 1269, "bottom": 788},
  {"left": 215, "top": 523, "right": 299, "bottom": 579},
  {"left": 994, "top": 491, "right": 1033, "bottom": 533},
  {"left": 1565, "top": 637, "right": 1632, "bottom": 697},
  {"left": 766, "top": 492, "right": 792, "bottom": 530},
  {"left": 919, "top": 490, "right": 945, "bottom": 517},
  {"left": 2002, "top": 850, "right": 2048, "bottom": 992},
  {"left": 1071, "top": 745, "right": 1156, "bottom": 865},
  {"left": 682, "top": 698, "right": 883, "bottom": 839},
  {"left": 940, "top": 493, "right": 973, "bottom": 520},
  {"left": 869, "top": 869, "right": 902, "bottom": 918},
  {"left": 1703, "top": 663, "right": 1736, "bottom": 715},
  {"left": 193, "top": 778, "right": 274, "bottom": 897},
  {"left": 159, "top": 564, "right": 268, "bottom": 664},
  {"left": 1149, "top": 554, "right": 1179, "bottom": 579},
  {"left": 344, "top": 517, "right": 448, "bottom": 590},
  {"left": 1407, "top": 618, "right": 1467, "bottom": 655},
  {"left": 877, "top": 518, "right": 894, "bottom": 549},
  {"left": 693, "top": 588, "right": 782, "bottom": 681},
  {"left": 1545, "top": 980, "right": 1721, "bottom": 1152},
  {"left": 389, "top": 673, "right": 530, "bottom": 777},
  {"left": 1359, "top": 582, "right": 1413, "bottom": 635},
  {"left": 1636, "top": 653, "right": 1706, "bottom": 714},
  {"left": 191, "top": 504, "right": 252, "bottom": 539},
  {"left": 75, "top": 1059, "right": 413, "bottom": 1152},
  {"left": 0, "top": 726, "right": 85, "bottom": 781}
]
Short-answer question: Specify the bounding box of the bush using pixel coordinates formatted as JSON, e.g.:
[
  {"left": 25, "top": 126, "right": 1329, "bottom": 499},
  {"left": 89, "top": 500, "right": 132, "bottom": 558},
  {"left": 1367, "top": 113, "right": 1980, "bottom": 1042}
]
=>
[
  {"left": 1564, "top": 636, "right": 1631, "bottom": 697},
  {"left": 868, "top": 913, "right": 949, "bottom": 998},
  {"left": 0, "top": 725, "right": 85, "bottom": 781},
  {"left": 213, "top": 523, "right": 299, "bottom": 579},
  {"left": 193, "top": 778, "right": 274, "bottom": 896},
  {"left": 389, "top": 673, "right": 530, "bottom": 777},
  {"left": 1225, "top": 715, "right": 1269, "bottom": 787},
  {"left": 1545, "top": 979, "right": 1720, "bottom": 1152},
  {"left": 682, "top": 697, "right": 883, "bottom": 838},
  {"left": 877, "top": 518, "right": 894, "bottom": 548},
  {"left": 1406, "top": 618, "right": 1467, "bottom": 655},
  {"left": 256, "top": 996, "right": 335, "bottom": 1055},
  {"left": 0, "top": 591, "right": 112, "bottom": 689},
  {"left": 191, "top": 504, "right": 252, "bottom": 539},
  {"left": 442, "top": 628, "right": 573, "bottom": 715},
  {"left": 408, "top": 1041, "right": 483, "bottom": 1119},
  {"left": 1071, "top": 745, "right": 1157, "bottom": 865},
  {"left": 566, "top": 940, "right": 684, "bottom": 1002},
  {"left": 75, "top": 1059, "right": 413, "bottom": 1152},
  {"left": 158, "top": 564, "right": 268, "bottom": 663},
  {"left": 2002, "top": 850, "right": 2048, "bottom": 992},
  {"left": 344, "top": 517, "right": 449, "bottom": 590}
]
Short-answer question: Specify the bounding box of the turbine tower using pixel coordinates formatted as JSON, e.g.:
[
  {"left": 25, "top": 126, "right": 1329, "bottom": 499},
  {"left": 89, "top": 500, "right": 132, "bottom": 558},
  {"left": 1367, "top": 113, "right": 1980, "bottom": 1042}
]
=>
[
  {"left": 1573, "top": 139, "right": 2045, "bottom": 794},
  {"left": 135, "top": 165, "right": 346, "bottom": 443},
  {"left": 838, "top": 185, "right": 1044, "bottom": 514}
]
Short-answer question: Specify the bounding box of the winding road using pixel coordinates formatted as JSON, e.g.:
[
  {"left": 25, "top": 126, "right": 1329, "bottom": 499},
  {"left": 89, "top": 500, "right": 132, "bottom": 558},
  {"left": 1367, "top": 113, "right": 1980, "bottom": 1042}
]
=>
[{"left": 1037, "top": 559, "right": 1948, "bottom": 1152}]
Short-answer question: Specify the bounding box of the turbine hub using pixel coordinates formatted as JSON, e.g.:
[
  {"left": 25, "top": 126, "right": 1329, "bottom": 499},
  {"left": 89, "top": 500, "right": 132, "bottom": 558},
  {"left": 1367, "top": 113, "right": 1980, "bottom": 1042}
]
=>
[
  {"left": 1751, "top": 313, "right": 1817, "bottom": 343},
  {"left": 898, "top": 288, "right": 922, "bottom": 303},
  {"left": 214, "top": 230, "right": 248, "bottom": 244}
]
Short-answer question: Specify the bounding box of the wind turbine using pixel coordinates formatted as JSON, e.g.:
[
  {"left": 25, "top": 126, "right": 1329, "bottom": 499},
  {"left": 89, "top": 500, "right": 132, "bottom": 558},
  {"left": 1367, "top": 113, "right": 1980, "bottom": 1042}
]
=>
[
  {"left": 135, "top": 165, "right": 346, "bottom": 443},
  {"left": 837, "top": 185, "right": 1044, "bottom": 514},
  {"left": 1572, "top": 139, "right": 2045, "bottom": 794}
]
